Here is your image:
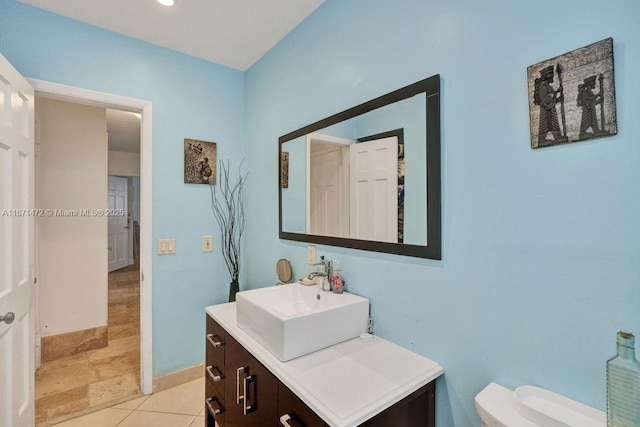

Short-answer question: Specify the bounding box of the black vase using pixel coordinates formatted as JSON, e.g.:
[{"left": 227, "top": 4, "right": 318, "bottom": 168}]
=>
[{"left": 229, "top": 280, "right": 239, "bottom": 302}]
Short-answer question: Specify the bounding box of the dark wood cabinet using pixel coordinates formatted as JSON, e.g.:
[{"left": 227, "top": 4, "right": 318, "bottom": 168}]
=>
[
  {"left": 205, "top": 314, "right": 227, "bottom": 427},
  {"left": 206, "top": 313, "right": 435, "bottom": 427},
  {"left": 224, "top": 332, "right": 278, "bottom": 427},
  {"left": 278, "top": 382, "right": 327, "bottom": 427},
  {"left": 359, "top": 382, "right": 435, "bottom": 427},
  {"left": 206, "top": 314, "right": 278, "bottom": 427}
]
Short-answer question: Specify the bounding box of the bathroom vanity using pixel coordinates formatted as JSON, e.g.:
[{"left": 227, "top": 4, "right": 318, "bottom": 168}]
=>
[{"left": 205, "top": 302, "right": 443, "bottom": 427}]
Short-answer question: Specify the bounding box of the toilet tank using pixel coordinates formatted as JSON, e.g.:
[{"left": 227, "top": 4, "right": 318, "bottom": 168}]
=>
[{"left": 475, "top": 382, "right": 605, "bottom": 427}]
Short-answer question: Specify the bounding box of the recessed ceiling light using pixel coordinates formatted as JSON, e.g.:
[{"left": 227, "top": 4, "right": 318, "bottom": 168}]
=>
[{"left": 156, "top": 0, "right": 175, "bottom": 6}]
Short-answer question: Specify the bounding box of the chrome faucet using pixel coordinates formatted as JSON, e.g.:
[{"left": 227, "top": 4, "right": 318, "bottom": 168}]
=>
[
  {"left": 308, "top": 256, "right": 332, "bottom": 290},
  {"left": 307, "top": 271, "right": 327, "bottom": 280},
  {"left": 308, "top": 256, "right": 332, "bottom": 277}
]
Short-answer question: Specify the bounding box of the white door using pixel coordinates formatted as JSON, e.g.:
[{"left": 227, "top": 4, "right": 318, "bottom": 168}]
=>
[
  {"left": 309, "top": 144, "right": 349, "bottom": 237},
  {"left": 349, "top": 137, "right": 398, "bottom": 243},
  {"left": 108, "top": 175, "right": 128, "bottom": 272},
  {"left": 0, "top": 54, "right": 35, "bottom": 427}
]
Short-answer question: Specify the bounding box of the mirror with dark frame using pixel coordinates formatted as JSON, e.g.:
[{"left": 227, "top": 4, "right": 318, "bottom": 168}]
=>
[{"left": 278, "top": 74, "right": 441, "bottom": 259}]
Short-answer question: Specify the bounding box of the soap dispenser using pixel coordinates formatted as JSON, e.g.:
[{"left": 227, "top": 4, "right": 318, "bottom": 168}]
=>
[{"left": 329, "top": 260, "right": 344, "bottom": 294}]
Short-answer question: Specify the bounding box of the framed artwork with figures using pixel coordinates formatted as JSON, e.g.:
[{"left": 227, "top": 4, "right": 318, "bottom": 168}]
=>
[{"left": 527, "top": 38, "right": 617, "bottom": 149}]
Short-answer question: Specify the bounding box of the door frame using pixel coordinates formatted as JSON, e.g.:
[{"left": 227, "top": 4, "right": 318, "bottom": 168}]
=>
[{"left": 27, "top": 78, "right": 153, "bottom": 395}]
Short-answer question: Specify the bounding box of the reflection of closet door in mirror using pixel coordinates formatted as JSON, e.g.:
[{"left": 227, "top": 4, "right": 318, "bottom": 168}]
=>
[
  {"left": 309, "top": 143, "right": 350, "bottom": 238},
  {"left": 349, "top": 137, "right": 398, "bottom": 243}
]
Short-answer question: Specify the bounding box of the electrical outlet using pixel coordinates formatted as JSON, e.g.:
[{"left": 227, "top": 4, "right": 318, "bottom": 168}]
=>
[
  {"left": 308, "top": 246, "right": 316, "bottom": 264},
  {"left": 203, "top": 235, "right": 213, "bottom": 252}
]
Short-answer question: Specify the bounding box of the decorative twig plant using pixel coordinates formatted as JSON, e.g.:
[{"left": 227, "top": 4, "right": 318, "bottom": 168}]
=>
[{"left": 210, "top": 160, "right": 247, "bottom": 302}]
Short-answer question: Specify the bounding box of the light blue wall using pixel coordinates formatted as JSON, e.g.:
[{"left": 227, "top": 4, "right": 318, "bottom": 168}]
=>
[
  {"left": 3, "top": 0, "right": 640, "bottom": 423},
  {"left": 281, "top": 136, "right": 306, "bottom": 232},
  {"left": 244, "top": 0, "right": 640, "bottom": 425},
  {"left": 0, "top": 0, "right": 245, "bottom": 376}
]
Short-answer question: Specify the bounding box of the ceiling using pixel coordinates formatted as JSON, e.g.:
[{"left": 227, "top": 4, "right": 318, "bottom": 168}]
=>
[
  {"left": 18, "top": 0, "right": 324, "bottom": 71},
  {"left": 24, "top": 0, "right": 324, "bottom": 152}
]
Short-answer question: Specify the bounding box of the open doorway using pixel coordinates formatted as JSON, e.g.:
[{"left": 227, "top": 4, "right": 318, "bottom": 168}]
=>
[{"left": 29, "top": 80, "right": 152, "bottom": 425}]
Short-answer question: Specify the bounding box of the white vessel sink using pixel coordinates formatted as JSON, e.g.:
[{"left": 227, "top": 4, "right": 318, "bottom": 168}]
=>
[{"left": 236, "top": 283, "right": 369, "bottom": 361}]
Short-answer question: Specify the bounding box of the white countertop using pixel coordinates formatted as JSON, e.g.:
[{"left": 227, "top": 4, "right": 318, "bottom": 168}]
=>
[{"left": 206, "top": 302, "right": 443, "bottom": 427}]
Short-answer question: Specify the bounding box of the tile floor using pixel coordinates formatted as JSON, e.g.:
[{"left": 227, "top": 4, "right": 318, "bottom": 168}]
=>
[
  {"left": 52, "top": 378, "right": 206, "bottom": 427},
  {"left": 35, "top": 265, "right": 142, "bottom": 425}
]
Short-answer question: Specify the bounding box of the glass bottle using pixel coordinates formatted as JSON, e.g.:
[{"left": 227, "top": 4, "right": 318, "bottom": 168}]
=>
[{"left": 607, "top": 330, "right": 640, "bottom": 427}]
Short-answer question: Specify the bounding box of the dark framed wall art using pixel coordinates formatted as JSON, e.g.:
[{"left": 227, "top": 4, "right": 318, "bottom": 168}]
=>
[
  {"left": 184, "top": 139, "right": 217, "bottom": 184},
  {"left": 527, "top": 38, "right": 617, "bottom": 149},
  {"left": 280, "top": 152, "right": 289, "bottom": 188}
]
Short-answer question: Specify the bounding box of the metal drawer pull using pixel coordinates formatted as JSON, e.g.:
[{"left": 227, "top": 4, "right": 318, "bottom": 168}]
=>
[
  {"left": 280, "top": 414, "right": 293, "bottom": 426},
  {"left": 205, "top": 397, "right": 223, "bottom": 416},
  {"left": 280, "top": 414, "right": 303, "bottom": 427},
  {"left": 236, "top": 366, "right": 246, "bottom": 404},
  {"left": 243, "top": 375, "right": 255, "bottom": 415},
  {"left": 206, "top": 366, "right": 223, "bottom": 382},
  {"left": 206, "top": 334, "right": 223, "bottom": 347}
]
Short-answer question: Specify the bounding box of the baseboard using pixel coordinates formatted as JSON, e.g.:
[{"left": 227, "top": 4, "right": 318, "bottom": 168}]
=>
[
  {"left": 152, "top": 363, "right": 204, "bottom": 393},
  {"left": 41, "top": 326, "right": 108, "bottom": 362}
]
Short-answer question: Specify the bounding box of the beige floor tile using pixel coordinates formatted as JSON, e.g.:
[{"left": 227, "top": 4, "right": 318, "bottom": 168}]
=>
[
  {"left": 117, "top": 411, "right": 195, "bottom": 427},
  {"left": 57, "top": 353, "right": 89, "bottom": 369},
  {"left": 52, "top": 408, "right": 131, "bottom": 427},
  {"left": 111, "top": 395, "right": 149, "bottom": 410},
  {"left": 47, "top": 398, "right": 90, "bottom": 420},
  {"left": 36, "top": 385, "right": 87, "bottom": 410},
  {"left": 108, "top": 323, "right": 139, "bottom": 339},
  {"left": 137, "top": 378, "right": 204, "bottom": 416},
  {"left": 36, "top": 359, "right": 60, "bottom": 375},
  {"left": 108, "top": 312, "right": 139, "bottom": 327},
  {"left": 89, "top": 350, "right": 139, "bottom": 382},
  {"left": 190, "top": 416, "right": 205, "bottom": 427},
  {"left": 88, "top": 372, "right": 140, "bottom": 407},
  {"left": 35, "top": 364, "right": 88, "bottom": 399},
  {"left": 87, "top": 335, "right": 139, "bottom": 362}
]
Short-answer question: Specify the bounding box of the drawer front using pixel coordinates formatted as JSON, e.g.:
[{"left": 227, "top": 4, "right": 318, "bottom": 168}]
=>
[
  {"left": 206, "top": 375, "right": 225, "bottom": 427},
  {"left": 278, "top": 382, "right": 326, "bottom": 427},
  {"left": 206, "top": 315, "right": 226, "bottom": 368},
  {"left": 205, "top": 364, "right": 225, "bottom": 399}
]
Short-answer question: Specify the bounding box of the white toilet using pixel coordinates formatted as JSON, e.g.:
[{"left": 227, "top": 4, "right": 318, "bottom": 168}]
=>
[{"left": 475, "top": 382, "right": 605, "bottom": 427}]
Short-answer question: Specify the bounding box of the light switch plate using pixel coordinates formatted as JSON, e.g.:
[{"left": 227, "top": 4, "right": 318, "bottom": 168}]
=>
[
  {"left": 159, "top": 238, "right": 176, "bottom": 255},
  {"left": 203, "top": 236, "right": 213, "bottom": 252},
  {"left": 308, "top": 246, "right": 316, "bottom": 264}
]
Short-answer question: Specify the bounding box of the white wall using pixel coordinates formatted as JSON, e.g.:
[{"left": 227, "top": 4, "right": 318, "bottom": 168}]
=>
[
  {"left": 35, "top": 97, "right": 108, "bottom": 337},
  {"left": 108, "top": 150, "right": 140, "bottom": 176}
]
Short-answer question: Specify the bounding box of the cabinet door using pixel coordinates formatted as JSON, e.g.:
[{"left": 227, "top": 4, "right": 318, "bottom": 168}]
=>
[
  {"left": 359, "top": 381, "right": 435, "bottom": 427},
  {"left": 277, "top": 382, "right": 326, "bottom": 427},
  {"left": 245, "top": 355, "right": 278, "bottom": 427},
  {"left": 225, "top": 333, "right": 278, "bottom": 427}
]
